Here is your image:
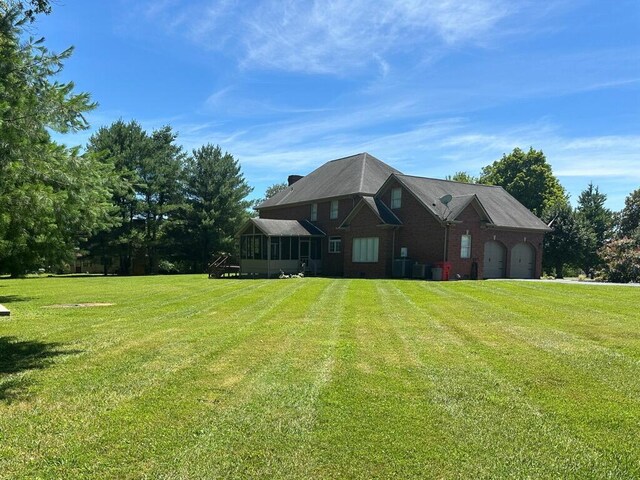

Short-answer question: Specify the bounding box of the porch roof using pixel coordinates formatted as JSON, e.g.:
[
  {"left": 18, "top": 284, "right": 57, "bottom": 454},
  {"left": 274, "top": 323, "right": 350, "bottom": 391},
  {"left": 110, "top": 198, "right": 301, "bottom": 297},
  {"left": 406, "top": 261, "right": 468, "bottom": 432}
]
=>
[{"left": 245, "top": 218, "right": 326, "bottom": 237}]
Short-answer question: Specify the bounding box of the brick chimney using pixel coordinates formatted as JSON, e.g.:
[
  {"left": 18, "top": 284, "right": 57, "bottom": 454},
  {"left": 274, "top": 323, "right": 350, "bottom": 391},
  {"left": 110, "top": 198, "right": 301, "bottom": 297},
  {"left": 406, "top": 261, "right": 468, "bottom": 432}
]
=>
[{"left": 288, "top": 175, "right": 304, "bottom": 186}]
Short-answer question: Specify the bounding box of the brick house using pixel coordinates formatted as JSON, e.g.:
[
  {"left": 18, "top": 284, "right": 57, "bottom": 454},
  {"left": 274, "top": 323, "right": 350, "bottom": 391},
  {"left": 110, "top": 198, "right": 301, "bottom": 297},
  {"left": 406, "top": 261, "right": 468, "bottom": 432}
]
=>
[{"left": 237, "top": 153, "right": 550, "bottom": 279}]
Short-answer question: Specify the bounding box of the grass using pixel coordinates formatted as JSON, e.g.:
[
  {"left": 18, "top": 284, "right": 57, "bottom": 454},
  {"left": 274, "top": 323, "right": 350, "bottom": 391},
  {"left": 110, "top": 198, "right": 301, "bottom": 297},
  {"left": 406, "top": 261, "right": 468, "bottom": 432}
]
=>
[{"left": 0, "top": 275, "right": 639, "bottom": 479}]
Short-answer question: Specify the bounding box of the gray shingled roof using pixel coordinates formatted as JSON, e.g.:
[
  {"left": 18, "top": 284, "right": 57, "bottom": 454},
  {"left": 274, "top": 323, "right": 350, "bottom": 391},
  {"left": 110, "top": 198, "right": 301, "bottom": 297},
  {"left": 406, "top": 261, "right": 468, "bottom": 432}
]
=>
[
  {"left": 248, "top": 218, "right": 326, "bottom": 236},
  {"left": 258, "top": 153, "right": 401, "bottom": 209},
  {"left": 393, "top": 175, "right": 550, "bottom": 231},
  {"left": 339, "top": 196, "right": 403, "bottom": 228}
]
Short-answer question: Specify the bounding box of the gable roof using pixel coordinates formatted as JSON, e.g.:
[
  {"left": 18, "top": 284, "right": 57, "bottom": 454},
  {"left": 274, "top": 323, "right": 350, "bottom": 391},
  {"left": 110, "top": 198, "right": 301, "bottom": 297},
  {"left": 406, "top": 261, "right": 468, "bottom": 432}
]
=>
[
  {"left": 239, "top": 218, "right": 326, "bottom": 237},
  {"left": 391, "top": 174, "right": 550, "bottom": 231},
  {"left": 258, "top": 153, "right": 401, "bottom": 209},
  {"left": 339, "top": 196, "right": 402, "bottom": 228}
]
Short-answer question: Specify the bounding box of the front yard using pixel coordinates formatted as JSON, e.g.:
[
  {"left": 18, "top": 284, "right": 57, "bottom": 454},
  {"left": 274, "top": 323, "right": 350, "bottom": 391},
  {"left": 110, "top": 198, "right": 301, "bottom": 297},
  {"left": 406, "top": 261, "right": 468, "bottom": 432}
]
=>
[{"left": 1, "top": 276, "right": 638, "bottom": 478}]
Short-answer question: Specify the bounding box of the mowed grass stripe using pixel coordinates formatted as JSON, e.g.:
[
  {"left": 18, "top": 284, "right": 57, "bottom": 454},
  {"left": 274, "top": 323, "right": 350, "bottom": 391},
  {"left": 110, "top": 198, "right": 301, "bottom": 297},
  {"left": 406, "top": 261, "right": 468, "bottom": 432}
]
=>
[
  {"left": 1, "top": 279, "right": 313, "bottom": 478},
  {"left": 443, "top": 282, "right": 640, "bottom": 400},
  {"left": 1, "top": 277, "right": 639, "bottom": 479},
  {"left": 147, "top": 279, "right": 346, "bottom": 478},
  {"left": 396, "top": 281, "right": 640, "bottom": 477}
]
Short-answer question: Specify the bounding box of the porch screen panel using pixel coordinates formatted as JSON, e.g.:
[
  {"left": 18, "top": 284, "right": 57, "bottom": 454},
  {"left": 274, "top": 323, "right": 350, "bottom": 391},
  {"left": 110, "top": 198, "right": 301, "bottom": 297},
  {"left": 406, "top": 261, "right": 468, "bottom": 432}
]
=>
[
  {"left": 281, "top": 237, "right": 290, "bottom": 260},
  {"left": 271, "top": 237, "right": 280, "bottom": 260},
  {"left": 290, "top": 237, "right": 299, "bottom": 260},
  {"left": 240, "top": 236, "right": 248, "bottom": 259}
]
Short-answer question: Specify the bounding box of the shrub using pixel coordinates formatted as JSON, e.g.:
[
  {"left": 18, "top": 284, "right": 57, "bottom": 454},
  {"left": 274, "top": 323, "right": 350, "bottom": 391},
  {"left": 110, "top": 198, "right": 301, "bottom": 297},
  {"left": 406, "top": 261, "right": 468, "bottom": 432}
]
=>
[
  {"left": 597, "top": 236, "right": 640, "bottom": 283},
  {"left": 158, "top": 260, "right": 180, "bottom": 275}
]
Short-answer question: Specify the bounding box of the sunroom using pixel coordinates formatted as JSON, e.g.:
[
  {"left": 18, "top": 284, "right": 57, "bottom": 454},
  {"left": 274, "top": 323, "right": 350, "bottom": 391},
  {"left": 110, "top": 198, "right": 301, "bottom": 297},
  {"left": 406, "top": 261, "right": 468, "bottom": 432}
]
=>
[{"left": 237, "top": 218, "right": 325, "bottom": 277}]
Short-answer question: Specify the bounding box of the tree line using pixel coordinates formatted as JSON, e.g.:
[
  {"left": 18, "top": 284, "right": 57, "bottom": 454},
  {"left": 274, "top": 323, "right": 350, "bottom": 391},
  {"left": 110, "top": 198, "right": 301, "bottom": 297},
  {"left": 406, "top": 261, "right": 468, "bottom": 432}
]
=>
[
  {"left": 0, "top": 2, "right": 252, "bottom": 276},
  {"left": 447, "top": 148, "right": 640, "bottom": 282},
  {"left": 2, "top": 1, "right": 638, "bottom": 281}
]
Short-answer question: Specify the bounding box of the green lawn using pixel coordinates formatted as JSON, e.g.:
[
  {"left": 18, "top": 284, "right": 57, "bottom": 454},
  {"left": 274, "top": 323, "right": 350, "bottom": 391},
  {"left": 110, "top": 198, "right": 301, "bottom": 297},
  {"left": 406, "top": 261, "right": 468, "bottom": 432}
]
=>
[{"left": 1, "top": 276, "right": 639, "bottom": 479}]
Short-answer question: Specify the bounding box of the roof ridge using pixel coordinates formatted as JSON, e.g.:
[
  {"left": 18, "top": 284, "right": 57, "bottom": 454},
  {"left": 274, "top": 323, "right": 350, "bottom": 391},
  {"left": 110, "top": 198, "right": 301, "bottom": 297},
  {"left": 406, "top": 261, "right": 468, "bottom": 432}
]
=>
[
  {"left": 327, "top": 152, "right": 366, "bottom": 163},
  {"left": 359, "top": 153, "right": 368, "bottom": 192}
]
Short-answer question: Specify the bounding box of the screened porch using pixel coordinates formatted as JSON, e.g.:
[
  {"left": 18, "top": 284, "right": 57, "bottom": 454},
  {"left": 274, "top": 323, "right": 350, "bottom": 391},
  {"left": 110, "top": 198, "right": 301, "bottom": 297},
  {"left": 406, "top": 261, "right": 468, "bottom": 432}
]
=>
[{"left": 237, "top": 218, "right": 325, "bottom": 277}]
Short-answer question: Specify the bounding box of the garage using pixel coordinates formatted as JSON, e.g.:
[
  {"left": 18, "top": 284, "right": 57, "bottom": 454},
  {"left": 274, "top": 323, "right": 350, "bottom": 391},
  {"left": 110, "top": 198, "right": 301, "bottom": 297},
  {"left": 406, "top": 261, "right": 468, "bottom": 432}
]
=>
[
  {"left": 510, "top": 242, "right": 535, "bottom": 278},
  {"left": 483, "top": 241, "right": 506, "bottom": 279}
]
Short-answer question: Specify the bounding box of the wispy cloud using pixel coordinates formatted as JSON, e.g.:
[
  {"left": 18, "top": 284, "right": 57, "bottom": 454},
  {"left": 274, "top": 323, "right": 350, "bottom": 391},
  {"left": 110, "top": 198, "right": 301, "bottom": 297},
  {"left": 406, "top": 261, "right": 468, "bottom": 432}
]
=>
[{"left": 140, "top": 0, "right": 521, "bottom": 74}]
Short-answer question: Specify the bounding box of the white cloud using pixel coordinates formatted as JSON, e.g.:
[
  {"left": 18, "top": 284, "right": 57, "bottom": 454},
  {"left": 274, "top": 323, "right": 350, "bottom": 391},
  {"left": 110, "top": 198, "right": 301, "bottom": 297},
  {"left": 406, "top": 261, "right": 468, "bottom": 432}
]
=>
[{"left": 140, "top": 0, "right": 520, "bottom": 74}]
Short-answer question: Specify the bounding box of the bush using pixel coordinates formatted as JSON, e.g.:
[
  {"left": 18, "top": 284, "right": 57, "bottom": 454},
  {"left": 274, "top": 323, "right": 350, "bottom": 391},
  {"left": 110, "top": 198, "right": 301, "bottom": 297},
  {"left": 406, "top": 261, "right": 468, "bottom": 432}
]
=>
[
  {"left": 157, "top": 260, "right": 180, "bottom": 275},
  {"left": 597, "top": 236, "right": 640, "bottom": 283}
]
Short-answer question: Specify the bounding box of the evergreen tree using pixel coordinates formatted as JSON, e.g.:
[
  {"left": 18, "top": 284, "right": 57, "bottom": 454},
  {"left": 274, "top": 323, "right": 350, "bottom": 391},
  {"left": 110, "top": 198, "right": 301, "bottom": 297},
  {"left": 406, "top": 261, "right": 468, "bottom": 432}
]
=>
[
  {"left": 575, "top": 182, "right": 614, "bottom": 275},
  {"left": 0, "top": 2, "right": 112, "bottom": 276},
  {"left": 184, "top": 145, "right": 253, "bottom": 272},
  {"left": 619, "top": 187, "right": 640, "bottom": 238},
  {"left": 542, "top": 203, "right": 590, "bottom": 278},
  {"left": 85, "top": 121, "right": 186, "bottom": 274},
  {"left": 86, "top": 120, "right": 148, "bottom": 275}
]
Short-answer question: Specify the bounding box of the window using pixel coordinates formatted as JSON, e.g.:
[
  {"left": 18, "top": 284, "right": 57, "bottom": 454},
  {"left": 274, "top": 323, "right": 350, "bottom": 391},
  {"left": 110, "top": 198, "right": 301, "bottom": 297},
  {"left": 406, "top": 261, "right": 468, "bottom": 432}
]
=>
[
  {"left": 461, "top": 234, "right": 471, "bottom": 258},
  {"left": 330, "top": 200, "right": 339, "bottom": 219},
  {"left": 391, "top": 187, "right": 402, "bottom": 209},
  {"left": 329, "top": 236, "right": 341, "bottom": 253},
  {"left": 310, "top": 203, "right": 317, "bottom": 221},
  {"left": 352, "top": 237, "right": 379, "bottom": 263}
]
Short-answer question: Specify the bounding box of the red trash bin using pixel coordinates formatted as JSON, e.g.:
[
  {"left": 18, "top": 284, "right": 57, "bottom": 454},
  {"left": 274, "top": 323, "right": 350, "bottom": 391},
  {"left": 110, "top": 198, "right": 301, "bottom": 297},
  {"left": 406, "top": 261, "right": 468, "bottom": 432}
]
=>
[{"left": 435, "top": 261, "right": 452, "bottom": 281}]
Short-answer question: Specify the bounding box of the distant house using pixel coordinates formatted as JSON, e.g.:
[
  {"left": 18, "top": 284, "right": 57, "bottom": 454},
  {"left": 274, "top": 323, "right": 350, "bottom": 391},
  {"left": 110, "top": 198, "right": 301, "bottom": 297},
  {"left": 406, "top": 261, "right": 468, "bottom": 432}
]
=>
[{"left": 237, "top": 153, "right": 550, "bottom": 279}]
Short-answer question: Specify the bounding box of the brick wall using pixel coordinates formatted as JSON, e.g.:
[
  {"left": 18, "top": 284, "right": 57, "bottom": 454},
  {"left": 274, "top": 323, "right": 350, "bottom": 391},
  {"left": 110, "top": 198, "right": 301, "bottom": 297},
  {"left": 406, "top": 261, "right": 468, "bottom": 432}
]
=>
[
  {"left": 342, "top": 205, "right": 394, "bottom": 278},
  {"left": 378, "top": 180, "right": 446, "bottom": 266},
  {"left": 447, "top": 203, "right": 544, "bottom": 279}
]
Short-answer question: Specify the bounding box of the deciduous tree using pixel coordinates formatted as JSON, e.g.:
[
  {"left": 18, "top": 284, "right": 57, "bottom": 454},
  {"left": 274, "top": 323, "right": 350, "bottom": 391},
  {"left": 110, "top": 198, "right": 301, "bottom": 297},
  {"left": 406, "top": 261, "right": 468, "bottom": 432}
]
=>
[
  {"left": 479, "top": 147, "right": 567, "bottom": 217},
  {"left": 445, "top": 171, "right": 478, "bottom": 184}
]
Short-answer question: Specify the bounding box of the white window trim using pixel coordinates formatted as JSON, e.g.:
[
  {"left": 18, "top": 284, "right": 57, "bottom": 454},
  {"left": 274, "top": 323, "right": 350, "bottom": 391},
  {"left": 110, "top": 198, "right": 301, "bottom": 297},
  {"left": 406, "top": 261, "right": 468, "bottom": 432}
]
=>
[
  {"left": 352, "top": 237, "right": 379, "bottom": 263},
  {"left": 329, "top": 236, "right": 341, "bottom": 253},
  {"left": 391, "top": 187, "right": 402, "bottom": 209},
  {"left": 330, "top": 200, "right": 339, "bottom": 219},
  {"left": 310, "top": 203, "right": 317, "bottom": 221},
  {"left": 461, "top": 234, "right": 471, "bottom": 258}
]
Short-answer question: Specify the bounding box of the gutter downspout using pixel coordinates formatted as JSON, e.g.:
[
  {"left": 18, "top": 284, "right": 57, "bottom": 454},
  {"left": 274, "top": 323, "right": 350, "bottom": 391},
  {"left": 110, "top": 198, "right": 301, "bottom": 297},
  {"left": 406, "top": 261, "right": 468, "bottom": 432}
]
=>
[{"left": 392, "top": 227, "right": 397, "bottom": 276}]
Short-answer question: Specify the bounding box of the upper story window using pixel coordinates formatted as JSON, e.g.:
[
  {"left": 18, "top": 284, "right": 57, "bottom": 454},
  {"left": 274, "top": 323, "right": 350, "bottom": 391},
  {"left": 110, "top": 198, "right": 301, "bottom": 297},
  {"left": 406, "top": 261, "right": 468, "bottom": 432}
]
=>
[
  {"left": 461, "top": 234, "right": 471, "bottom": 258},
  {"left": 391, "top": 187, "right": 402, "bottom": 209},
  {"left": 330, "top": 200, "right": 339, "bottom": 219},
  {"left": 310, "top": 203, "right": 317, "bottom": 221}
]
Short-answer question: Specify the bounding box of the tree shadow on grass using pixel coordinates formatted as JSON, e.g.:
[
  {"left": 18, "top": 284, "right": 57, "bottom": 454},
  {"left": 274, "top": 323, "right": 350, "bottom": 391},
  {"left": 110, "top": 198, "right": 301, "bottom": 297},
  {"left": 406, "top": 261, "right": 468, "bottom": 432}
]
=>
[
  {"left": 0, "top": 336, "right": 82, "bottom": 402},
  {"left": 0, "top": 295, "right": 35, "bottom": 304}
]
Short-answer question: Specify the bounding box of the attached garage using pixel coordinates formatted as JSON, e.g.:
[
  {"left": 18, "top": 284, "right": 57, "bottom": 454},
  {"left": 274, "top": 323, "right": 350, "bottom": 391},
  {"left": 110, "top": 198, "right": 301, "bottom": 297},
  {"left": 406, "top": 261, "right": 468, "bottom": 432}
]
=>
[
  {"left": 510, "top": 242, "right": 535, "bottom": 279},
  {"left": 483, "top": 241, "right": 506, "bottom": 279}
]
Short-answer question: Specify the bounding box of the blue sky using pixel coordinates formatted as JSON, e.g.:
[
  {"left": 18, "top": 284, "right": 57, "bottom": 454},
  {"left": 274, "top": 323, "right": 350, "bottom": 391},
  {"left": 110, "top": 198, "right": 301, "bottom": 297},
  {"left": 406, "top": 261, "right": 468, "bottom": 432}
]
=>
[{"left": 38, "top": 0, "right": 639, "bottom": 210}]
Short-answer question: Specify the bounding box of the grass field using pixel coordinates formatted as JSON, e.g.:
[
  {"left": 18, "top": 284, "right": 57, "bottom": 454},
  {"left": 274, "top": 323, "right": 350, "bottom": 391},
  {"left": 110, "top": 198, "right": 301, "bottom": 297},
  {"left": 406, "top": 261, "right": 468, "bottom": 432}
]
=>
[{"left": 0, "top": 275, "right": 639, "bottom": 479}]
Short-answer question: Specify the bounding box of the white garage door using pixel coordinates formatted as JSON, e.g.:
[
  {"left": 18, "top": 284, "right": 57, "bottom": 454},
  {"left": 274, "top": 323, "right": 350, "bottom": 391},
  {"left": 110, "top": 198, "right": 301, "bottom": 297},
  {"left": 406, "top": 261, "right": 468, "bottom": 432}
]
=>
[
  {"left": 483, "top": 241, "right": 506, "bottom": 279},
  {"left": 510, "top": 243, "right": 535, "bottom": 279}
]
